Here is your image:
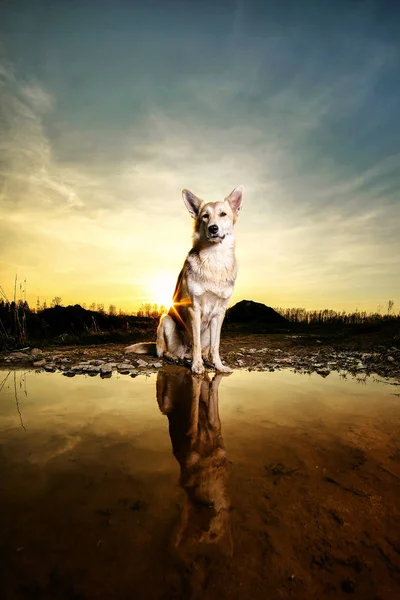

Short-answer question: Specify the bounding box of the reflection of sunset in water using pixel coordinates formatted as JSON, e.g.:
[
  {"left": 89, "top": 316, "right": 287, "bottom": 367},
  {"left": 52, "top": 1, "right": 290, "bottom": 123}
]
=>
[{"left": 0, "top": 367, "right": 399, "bottom": 598}]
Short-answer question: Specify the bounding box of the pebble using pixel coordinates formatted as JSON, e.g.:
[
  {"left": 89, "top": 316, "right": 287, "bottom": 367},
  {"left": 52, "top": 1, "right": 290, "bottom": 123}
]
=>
[
  {"left": 33, "top": 359, "right": 46, "bottom": 367},
  {"left": 9, "top": 352, "right": 30, "bottom": 360},
  {"left": 117, "top": 363, "right": 132, "bottom": 371},
  {"left": 31, "top": 348, "right": 43, "bottom": 357},
  {"left": 136, "top": 359, "right": 148, "bottom": 368}
]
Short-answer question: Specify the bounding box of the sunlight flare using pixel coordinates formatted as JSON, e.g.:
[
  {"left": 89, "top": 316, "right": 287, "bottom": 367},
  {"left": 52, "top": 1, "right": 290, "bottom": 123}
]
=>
[{"left": 149, "top": 271, "right": 176, "bottom": 309}]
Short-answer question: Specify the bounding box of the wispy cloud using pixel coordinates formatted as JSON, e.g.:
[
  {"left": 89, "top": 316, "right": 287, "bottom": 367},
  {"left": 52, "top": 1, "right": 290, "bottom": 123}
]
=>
[{"left": 0, "top": 0, "right": 399, "bottom": 311}]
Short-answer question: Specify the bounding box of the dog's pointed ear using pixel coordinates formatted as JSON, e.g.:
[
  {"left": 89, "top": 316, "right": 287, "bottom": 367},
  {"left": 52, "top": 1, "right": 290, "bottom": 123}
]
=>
[
  {"left": 226, "top": 185, "right": 244, "bottom": 215},
  {"left": 182, "top": 189, "right": 202, "bottom": 218}
]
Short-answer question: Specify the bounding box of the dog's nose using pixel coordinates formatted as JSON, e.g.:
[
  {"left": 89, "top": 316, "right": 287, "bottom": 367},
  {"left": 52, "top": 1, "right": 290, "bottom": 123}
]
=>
[{"left": 208, "top": 224, "right": 218, "bottom": 234}]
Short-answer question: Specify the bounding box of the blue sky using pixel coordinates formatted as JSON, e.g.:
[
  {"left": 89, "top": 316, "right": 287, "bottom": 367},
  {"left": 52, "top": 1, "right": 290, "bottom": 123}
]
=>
[{"left": 1, "top": 0, "right": 399, "bottom": 312}]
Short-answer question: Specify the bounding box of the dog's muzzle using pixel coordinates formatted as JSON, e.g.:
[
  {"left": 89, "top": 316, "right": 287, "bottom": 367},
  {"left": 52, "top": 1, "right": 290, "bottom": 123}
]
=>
[{"left": 207, "top": 224, "right": 225, "bottom": 242}]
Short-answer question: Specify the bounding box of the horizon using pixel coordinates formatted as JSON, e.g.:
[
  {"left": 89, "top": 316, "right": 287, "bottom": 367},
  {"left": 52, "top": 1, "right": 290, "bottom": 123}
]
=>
[
  {"left": 1, "top": 280, "right": 397, "bottom": 319},
  {"left": 1, "top": 0, "right": 400, "bottom": 313}
]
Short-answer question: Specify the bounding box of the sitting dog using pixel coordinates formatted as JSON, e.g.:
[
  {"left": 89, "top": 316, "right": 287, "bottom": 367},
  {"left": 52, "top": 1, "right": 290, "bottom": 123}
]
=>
[{"left": 126, "top": 185, "right": 244, "bottom": 374}]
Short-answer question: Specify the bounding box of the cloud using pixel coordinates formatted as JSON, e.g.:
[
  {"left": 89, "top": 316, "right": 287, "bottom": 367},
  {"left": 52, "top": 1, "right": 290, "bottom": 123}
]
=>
[{"left": 0, "top": 1, "right": 399, "bottom": 313}]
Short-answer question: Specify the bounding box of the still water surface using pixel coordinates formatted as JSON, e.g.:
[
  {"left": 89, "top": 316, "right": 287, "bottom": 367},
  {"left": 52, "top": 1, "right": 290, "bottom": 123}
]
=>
[{"left": 0, "top": 367, "right": 399, "bottom": 599}]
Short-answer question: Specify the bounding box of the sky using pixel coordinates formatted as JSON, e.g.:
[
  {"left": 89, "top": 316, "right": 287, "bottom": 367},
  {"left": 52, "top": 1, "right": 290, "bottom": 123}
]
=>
[{"left": 1, "top": 0, "right": 399, "bottom": 314}]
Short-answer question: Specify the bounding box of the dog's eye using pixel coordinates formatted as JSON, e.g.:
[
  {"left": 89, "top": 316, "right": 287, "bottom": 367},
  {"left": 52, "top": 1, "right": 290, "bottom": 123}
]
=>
[
  {"left": 202, "top": 214, "right": 209, "bottom": 220},
  {"left": 220, "top": 212, "right": 227, "bottom": 217}
]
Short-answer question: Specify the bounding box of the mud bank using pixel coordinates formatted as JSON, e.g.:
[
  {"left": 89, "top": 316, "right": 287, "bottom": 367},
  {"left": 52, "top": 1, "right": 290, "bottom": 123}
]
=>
[{"left": 1, "top": 335, "right": 400, "bottom": 383}]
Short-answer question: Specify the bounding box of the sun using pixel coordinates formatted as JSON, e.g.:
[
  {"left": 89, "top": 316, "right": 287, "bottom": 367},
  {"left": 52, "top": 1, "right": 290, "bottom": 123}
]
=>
[{"left": 149, "top": 271, "right": 176, "bottom": 309}]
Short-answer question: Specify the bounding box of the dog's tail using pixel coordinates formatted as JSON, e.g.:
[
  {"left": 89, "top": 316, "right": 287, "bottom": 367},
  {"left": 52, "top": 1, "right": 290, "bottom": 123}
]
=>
[{"left": 124, "top": 342, "right": 157, "bottom": 356}]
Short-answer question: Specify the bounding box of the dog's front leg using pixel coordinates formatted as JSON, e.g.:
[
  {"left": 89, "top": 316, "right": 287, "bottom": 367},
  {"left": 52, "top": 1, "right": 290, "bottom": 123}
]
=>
[
  {"left": 210, "top": 311, "right": 232, "bottom": 373},
  {"left": 189, "top": 305, "right": 204, "bottom": 374}
]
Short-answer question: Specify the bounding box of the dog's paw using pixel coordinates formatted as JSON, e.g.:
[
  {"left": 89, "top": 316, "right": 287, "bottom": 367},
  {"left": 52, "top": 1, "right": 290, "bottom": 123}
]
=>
[
  {"left": 191, "top": 361, "right": 205, "bottom": 375},
  {"left": 215, "top": 363, "right": 233, "bottom": 374}
]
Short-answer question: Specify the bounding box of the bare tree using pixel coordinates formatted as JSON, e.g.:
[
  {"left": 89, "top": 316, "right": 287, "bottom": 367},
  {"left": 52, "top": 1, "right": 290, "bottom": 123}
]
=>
[{"left": 51, "top": 296, "right": 63, "bottom": 307}]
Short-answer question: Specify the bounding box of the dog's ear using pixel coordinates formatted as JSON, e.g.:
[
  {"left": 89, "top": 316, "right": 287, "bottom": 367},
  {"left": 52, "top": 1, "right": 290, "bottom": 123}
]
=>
[
  {"left": 226, "top": 185, "right": 244, "bottom": 215},
  {"left": 182, "top": 189, "right": 202, "bottom": 218}
]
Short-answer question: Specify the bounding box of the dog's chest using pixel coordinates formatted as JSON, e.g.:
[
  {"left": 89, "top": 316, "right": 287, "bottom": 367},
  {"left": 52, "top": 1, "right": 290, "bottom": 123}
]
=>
[
  {"left": 188, "top": 248, "right": 236, "bottom": 299},
  {"left": 186, "top": 250, "right": 236, "bottom": 328},
  {"left": 199, "top": 291, "right": 228, "bottom": 325}
]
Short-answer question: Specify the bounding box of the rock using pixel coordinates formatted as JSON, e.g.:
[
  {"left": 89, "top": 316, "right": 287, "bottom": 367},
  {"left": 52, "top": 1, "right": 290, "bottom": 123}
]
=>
[
  {"left": 152, "top": 362, "right": 163, "bottom": 368},
  {"left": 63, "top": 371, "right": 76, "bottom": 377},
  {"left": 117, "top": 363, "right": 132, "bottom": 371},
  {"left": 43, "top": 364, "right": 57, "bottom": 372},
  {"left": 387, "top": 355, "right": 395, "bottom": 362},
  {"left": 130, "top": 372, "right": 139, "bottom": 378},
  {"left": 31, "top": 348, "right": 43, "bottom": 357},
  {"left": 33, "top": 359, "right": 46, "bottom": 367},
  {"left": 136, "top": 359, "right": 148, "bottom": 368},
  {"left": 9, "top": 352, "right": 30, "bottom": 360},
  {"left": 100, "top": 364, "right": 113, "bottom": 374},
  {"left": 72, "top": 364, "right": 87, "bottom": 372}
]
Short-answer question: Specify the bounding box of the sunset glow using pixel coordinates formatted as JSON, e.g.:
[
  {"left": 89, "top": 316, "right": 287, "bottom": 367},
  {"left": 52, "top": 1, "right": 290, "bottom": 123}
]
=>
[
  {"left": 149, "top": 272, "right": 176, "bottom": 310},
  {"left": 1, "top": 1, "right": 399, "bottom": 314}
]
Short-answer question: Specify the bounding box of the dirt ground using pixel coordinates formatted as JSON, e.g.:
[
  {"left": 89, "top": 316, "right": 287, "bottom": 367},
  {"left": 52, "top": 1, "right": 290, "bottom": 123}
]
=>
[{"left": 1, "top": 332, "right": 400, "bottom": 383}]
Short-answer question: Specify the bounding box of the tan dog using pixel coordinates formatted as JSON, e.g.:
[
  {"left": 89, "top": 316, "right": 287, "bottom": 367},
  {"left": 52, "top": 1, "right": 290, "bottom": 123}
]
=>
[{"left": 127, "top": 185, "right": 244, "bottom": 374}]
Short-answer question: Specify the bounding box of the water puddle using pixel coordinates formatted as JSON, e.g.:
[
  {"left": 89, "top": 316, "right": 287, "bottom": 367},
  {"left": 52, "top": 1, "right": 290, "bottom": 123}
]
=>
[{"left": 1, "top": 367, "right": 399, "bottom": 599}]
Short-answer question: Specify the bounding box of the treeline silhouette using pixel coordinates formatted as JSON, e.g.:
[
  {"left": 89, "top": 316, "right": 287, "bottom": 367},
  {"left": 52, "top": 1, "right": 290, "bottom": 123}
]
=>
[
  {"left": 0, "top": 297, "right": 168, "bottom": 349},
  {"left": 274, "top": 302, "right": 398, "bottom": 326},
  {"left": 0, "top": 281, "right": 399, "bottom": 349}
]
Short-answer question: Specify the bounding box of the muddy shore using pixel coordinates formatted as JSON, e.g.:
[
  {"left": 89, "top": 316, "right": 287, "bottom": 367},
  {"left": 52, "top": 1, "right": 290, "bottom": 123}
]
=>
[{"left": 1, "top": 334, "right": 400, "bottom": 383}]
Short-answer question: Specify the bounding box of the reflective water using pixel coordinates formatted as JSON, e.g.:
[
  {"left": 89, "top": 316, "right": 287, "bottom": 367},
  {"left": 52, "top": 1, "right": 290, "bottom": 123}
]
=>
[{"left": 1, "top": 368, "right": 400, "bottom": 599}]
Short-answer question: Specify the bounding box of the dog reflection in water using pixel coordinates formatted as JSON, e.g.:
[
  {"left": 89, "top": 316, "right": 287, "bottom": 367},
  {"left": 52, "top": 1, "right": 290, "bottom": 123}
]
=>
[{"left": 156, "top": 366, "right": 233, "bottom": 558}]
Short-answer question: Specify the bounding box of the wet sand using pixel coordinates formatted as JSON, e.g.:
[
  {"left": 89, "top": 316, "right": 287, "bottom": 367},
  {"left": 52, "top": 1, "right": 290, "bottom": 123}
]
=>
[{"left": 0, "top": 367, "right": 399, "bottom": 599}]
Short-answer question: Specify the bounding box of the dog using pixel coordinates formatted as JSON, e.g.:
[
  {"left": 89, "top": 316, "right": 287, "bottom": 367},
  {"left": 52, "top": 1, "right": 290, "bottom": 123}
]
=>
[{"left": 126, "top": 185, "right": 244, "bottom": 374}]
